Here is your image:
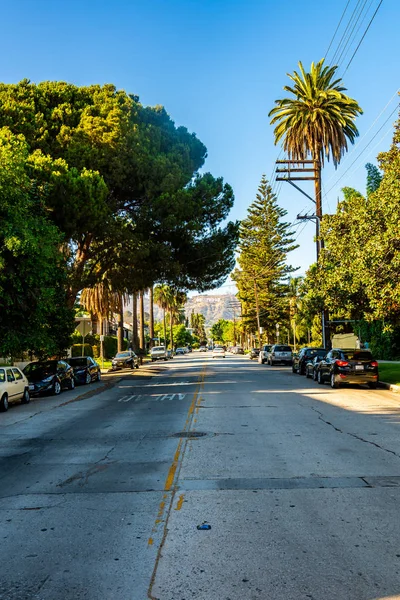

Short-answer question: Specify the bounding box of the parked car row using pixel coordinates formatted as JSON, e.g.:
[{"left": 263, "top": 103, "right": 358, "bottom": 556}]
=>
[
  {"left": 294, "top": 347, "right": 379, "bottom": 389},
  {"left": 0, "top": 356, "right": 102, "bottom": 412}
]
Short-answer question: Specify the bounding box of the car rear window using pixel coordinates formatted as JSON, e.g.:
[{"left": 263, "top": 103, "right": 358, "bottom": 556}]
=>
[
  {"left": 0, "top": 369, "right": 5, "bottom": 383},
  {"left": 275, "top": 346, "right": 292, "bottom": 352},
  {"left": 69, "top": 358, "right": 88, "bottom": 366},
  {"left": 343, "top": 351, "right": 373, "bottom": 361},
  {"left": 263, "top": 345, "right": 272, "bottom": 351}
]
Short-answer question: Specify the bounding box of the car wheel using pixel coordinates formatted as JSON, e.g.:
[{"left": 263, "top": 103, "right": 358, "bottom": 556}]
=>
[
  {"left": 0, "top": 393, "right": 9, "bottom": 412},
  {"left": 368, "top": 382, "right": 378, "bottom": 389},
  {"left": 306, "top": 369, "right": 311, "bottom": 379},
  {"left": 313, "top": 369, "right": 317, "bottom": 381},
  {"left": 292, "top": 365, "right": 296, "bottom": 373},
  {"left": 21, "top": 388, "right": 30, "bottom": 404},
  {"left": 330, "top": 373, "right": 338, "bottom": 389},
  {"left": 97, "top": 370, "right": 101, "bottom": 381},
  {"left": 317, "top": 370, "right": 324, "bottom": 385},
  {"left": 69, "top": 377, "right": 75, "bottom": 390},
  {"left": 136, "top": 363, "right": 139, "bottom": 369},
  {"left": 52, "top": 380, "right": 61, "bottom": 395},
  {"left": 85, "top": 372, "right": 91, "bottom": 385}
]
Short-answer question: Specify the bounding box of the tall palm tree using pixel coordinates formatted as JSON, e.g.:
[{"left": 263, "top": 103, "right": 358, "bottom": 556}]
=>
[
  {"left": 269, "top": 59, "right": 362, "bottom": 224},
  {"left": 153, "top": 285, "right": 172, "bottom": 347},
  {"left": 80, "top": 281, "right": 122, "bottom": 359},
  {"left": 169, "top": 291, "right": 187, "bottom": 350}
]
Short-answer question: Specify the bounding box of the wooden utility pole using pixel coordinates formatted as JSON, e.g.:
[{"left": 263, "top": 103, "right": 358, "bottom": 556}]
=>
[{"left": 276, "top": 158, "right": 329, "bottom": 349}]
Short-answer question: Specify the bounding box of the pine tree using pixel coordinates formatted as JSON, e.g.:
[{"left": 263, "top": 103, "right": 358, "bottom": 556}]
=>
[{"left": 232, "top": 175, "right": 298, "bottom": 342}]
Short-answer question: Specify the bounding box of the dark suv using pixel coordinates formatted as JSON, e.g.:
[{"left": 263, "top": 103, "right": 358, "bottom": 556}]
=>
[
  {"left": 23, "top": 360, "right": 75, "bottom": 396},
  {"left": 292, "top": 347, "right": 326, "bottom": 375},
  {"left": 316, "top": 348, "right": 379, "bottom": 389}
]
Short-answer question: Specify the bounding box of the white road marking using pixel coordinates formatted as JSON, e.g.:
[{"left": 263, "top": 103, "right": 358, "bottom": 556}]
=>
[{"left": 118, "top": 393, "right": 187, "bottom": 403}]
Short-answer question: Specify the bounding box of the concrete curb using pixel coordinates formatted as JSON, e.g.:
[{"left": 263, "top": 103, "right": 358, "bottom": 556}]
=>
[{"left": 379, "top": 381, "right": 400, "bottom": 394}]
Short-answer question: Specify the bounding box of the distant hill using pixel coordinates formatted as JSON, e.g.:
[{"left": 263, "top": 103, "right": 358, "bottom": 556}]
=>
[
  {"left": 136, "top": 293, "right": 238, "bottom": 328},
  {"left": 184, "top": 294, "right": 238, "bottom": 328}
]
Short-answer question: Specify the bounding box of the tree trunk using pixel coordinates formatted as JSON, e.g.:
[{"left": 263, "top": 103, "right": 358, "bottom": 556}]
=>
[
  {"left": 163, "top": 309, "right": 167, "bottom": 347},
  {"left": 254, "top": 279, "right": 261, "bottom": 347},
  {"left": 313, "top": 154, "right": 330, "bottom": 349},
  {"left": 100, "top": 317, "right": 104, "bottom": 362},
  {"left": 117, "top": 294, "right": 124, "bottom": 352},
  {"left": 149, "top": 287, "right": 154, "bottom": 349},
  {"left": 66, "top": 233, "right": 93, "bottom": 308},
  {"left": 132, "top": 293, "right": 138, "bottom": 352},
  {"left": 170, "top": 311, "right": 174, "bottom": 350},
  {"left": 139, "top": 290, "right": 145, "bottom": 352}
]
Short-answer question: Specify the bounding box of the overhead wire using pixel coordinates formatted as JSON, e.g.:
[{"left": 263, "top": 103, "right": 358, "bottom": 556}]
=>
[
  {"left": 325, "top": 0, "right": 351, "bottom": 60},
  {"left": 331, "top": 0, "right": 363, "bottom": 65},
  {"left": 337, "top": 0, "right": 375, "bottom": 68},
  {"left": 343, "top": 0, "right": 384, "bottom": 74},
  {"left": 335, "top": 0, "right": 369, "bottom": 68}
]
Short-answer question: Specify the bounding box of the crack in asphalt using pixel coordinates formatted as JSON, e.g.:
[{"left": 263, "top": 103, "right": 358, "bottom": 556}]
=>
[{"left": 309, "top": 406, "right": 400, "bottom": 459}]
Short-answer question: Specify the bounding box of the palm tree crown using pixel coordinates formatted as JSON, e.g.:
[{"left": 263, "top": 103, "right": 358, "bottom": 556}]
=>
[{"left": 269, "top": 59, "right": 362, "bottom": 167}]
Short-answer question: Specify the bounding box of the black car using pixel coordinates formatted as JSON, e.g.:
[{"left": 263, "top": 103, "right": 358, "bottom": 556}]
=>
[
  {"left": 68, "top": 356, "right": 101, "bottom": 385},
  {"left": 111, "top": 350, "right": 139, "bottom": 371},
  {"left": 249, "top": 348, "right": 260, "bottom": 360},
  {"left": 23, "top": 360, "right": 75, "bottom": 396},
  {"left": 292, "top": 347, "right": 326, "bottom": 375},
  {"left": 316, "top": 348, "right": 379, "bottom": 389},
  {"left": 305, "top": 350, "right": 328, "bottom": 380}
]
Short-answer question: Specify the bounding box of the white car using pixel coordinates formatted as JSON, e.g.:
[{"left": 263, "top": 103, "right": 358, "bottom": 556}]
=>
[
  {"left": 258, "top": 344, "right": 272, "bottom": 364},
  {"left": 212, "top": 346, "right": 226, "bottom": 358},
  {"left": 0, "top": 366, "right": 30, "bottom": 412}
]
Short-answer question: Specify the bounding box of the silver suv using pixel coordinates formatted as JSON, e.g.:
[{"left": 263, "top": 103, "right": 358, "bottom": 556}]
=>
[
  {"left": 150, "top": 346, "right": 168, "bottom": 361},
  {"left": 268, "top": 345, "right": 293, "bottom": 366}
]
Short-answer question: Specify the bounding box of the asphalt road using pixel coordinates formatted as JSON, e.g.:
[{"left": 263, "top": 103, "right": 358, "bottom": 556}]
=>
[{"left": 2, "top": 353, "right": 400, "bottom": 600}]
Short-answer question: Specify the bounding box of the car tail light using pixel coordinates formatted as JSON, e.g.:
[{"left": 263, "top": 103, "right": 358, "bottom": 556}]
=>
[
  {"left": 336, "top": 360, "right": 349, "bottom": 367},
  {"left": 370, "top": 361, "right": 378, "bottom": 367}
]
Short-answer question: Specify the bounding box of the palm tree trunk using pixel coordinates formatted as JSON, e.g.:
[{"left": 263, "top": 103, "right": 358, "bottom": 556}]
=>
[
  {"left": 117, "top": 294, "right": 124, "bottom": 352},
  {"left": 149, "top": 287, "right": 154, "bottom": 349},
  {"left": 163, "top": 309, "right": 167, "bottom": 347},
  {"left": 170, "top": 310, "right": 174, "bottom": 350},
  {"left": 132, "top": 293, "right": 138, "bottom": 351},
  {"left": 139, "top": 291, "right": 145, "bottom": 351}
]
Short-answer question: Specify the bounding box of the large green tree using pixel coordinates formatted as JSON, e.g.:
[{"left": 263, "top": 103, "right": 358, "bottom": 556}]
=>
[
  {"left": 0, "top": 81, "right": 238, "bottom": 303},
  {"left": 232, "top": 176, "right": 298, "bottom": 342},
  {"left": 0, "top": 128, "right": 74, "bottom": 357}
]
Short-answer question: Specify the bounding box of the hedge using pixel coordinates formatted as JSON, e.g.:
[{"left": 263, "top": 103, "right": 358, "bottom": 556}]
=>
[{"left": 71, "top": 344, "right": 94, "bottom": 357}]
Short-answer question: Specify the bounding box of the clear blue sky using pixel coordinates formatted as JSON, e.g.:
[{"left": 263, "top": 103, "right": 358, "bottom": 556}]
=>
[{"left": 1, "top": 0, "right": 399, "bottom": 293}]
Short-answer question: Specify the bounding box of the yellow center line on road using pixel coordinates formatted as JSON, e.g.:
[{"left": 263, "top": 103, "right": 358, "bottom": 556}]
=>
[{"left": 147, "top": 364, "right": 206, "bottom": 600}]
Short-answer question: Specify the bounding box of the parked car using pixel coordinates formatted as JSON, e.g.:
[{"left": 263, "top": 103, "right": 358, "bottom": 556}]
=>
[
  {"left": 212, "top": 346, "right": 226, "bottom": 358},
  {"left": 305, "top": 350, "right": 328, "bottom": 380},
  {"left": 231, "top": 346, "right": 244, "bottom": 355},
  {"left": 166, "top": 349, "right": 174, "bottom": 359},
  {"left": 111, "top": 350, "right": 139, "bottom": 370},
  {"left": 249, "top": 348, "right": 260, "bottom": 360},
  {"left": 199, "top": 346, "right": 207, "bottom": 352},
  {"left": 292, "top": 347, "right": 326, "bottom": 375},
  {"left": 150, "top": 346, "right": 168, "bottom": 362},
  {"left": 258, "top": 344, "right": 272, "bottom": 364},
  {"left": 175, "top": 347, "right": 185, "bottom": 355},
  {"left": 267, "top": 345, "right": 293, "bottom": 366},
  {"left": 23, "top": 360, "right": 75, "bottom": 396},
  {"left": 0, "top": 366, "right": 30, "bottom": 412},
  {"left": 316, "top": 348, "right": 379, "bottom": 389},
  {"left": 68, "top": 356, "right": 101, "bottom": 384}
]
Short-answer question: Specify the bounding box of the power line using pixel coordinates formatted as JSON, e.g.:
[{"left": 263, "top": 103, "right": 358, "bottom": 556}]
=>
[
  {"left": 336, "top": 0, "right": 369, "bottom": 68},
  {"left": 324, "top": 102, "right": 399, "bottom": 196},
  {"left": 337, "top": 0, "right": 375, "bottom": 68},
  {"left": 343, "top": 0, "right": 384, "bottom": 74},
  {"left": 331, "top": 0, "right": 363, "bottom": 65},
  {"left": 325, "top": 0, "right": 351, "bottom": 60}
]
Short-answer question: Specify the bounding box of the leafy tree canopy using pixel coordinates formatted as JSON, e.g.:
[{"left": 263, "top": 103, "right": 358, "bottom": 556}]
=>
[{"left": 0, "top": 128, "right": 74, "bottom": 357}]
